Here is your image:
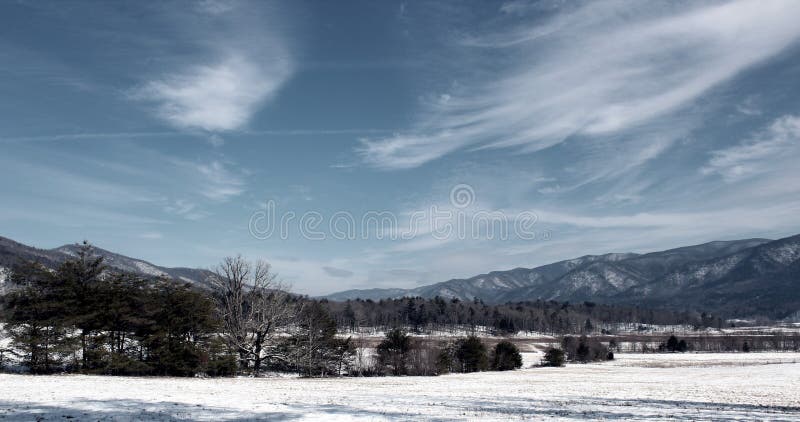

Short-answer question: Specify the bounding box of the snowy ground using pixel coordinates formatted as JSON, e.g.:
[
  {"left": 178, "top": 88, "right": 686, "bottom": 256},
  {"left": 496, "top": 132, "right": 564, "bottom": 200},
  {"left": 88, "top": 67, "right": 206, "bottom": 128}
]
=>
[{"left": 1, "top": 353, "right": 799, "bottom": 421}]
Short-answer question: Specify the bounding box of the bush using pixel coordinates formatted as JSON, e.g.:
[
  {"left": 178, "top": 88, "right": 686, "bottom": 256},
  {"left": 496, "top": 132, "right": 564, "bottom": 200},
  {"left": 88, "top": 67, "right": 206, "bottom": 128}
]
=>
[
  {"left": 661, "top": 335, "right": 690, "bottom": 353},
  {"left": 491, "top": 340, "right": 523, "bottom": 371},
  {"left": 436, "top": 345, "right": 455, "bottom": 374},
  {"left": 377, "top": 328, "right": 411, "bottom": 375},
  {"left": 454, "top": 336, "right": 488, "bottom": 373},
  {"left": 562, "top": 335, "right": 611, "bottom": 363},
  {"left": 542, "top": 348, "right": 565, "bottom": 367},
  {"left": 666, "top": 335, "right": 679, "bottom": 352}
]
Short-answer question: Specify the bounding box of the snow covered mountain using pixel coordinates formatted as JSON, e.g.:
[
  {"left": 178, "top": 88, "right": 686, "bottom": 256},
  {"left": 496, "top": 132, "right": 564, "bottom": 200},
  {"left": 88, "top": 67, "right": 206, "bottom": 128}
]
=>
[
  {"left": 0, "top": 236, "right": 213, "bottom": 287},
  {"left": 3, "top": 234, "right": 798, "bottom": 317},
  {"left": 326, "top": 236, "right": 800, "bottom": 317}
]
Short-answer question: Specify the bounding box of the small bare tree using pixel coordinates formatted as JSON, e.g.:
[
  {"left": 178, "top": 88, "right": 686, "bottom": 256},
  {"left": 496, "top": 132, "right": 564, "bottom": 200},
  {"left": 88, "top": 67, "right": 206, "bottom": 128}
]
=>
[{"left": 210, "top": 255, "right": 295, "bottom": 375}]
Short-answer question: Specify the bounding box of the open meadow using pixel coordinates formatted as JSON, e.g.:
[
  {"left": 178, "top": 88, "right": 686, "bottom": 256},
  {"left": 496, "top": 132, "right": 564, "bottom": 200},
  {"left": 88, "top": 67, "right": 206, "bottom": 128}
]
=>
[{"left": 1, "top": 353, "right": 798, "bottom": 421}]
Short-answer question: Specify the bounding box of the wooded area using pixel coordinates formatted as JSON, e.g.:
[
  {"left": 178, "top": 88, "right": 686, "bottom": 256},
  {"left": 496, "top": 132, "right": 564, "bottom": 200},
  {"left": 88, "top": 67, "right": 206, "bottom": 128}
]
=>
[{"left": 0, "top": 244, "right": 791, "bottom": 377}]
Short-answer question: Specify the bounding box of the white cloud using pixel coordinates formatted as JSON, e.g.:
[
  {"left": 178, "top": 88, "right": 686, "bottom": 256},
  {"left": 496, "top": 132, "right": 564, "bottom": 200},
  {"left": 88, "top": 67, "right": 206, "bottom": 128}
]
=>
[
  {"left": 196, "top": 0, "right": 236, "bottom": 15},
  {"left": 702, "top": 115, "right": 800, "bottom": 182},
  {"left": 139, "top": 232, "right": 164, "bottom": 240},
  {"left": 322, "top": 266, "right": 354, "bottom": 278},
  {"left": 736, "top": 96, "right": 763, "bottom": 116},
  {"left": 208, "top": 134, "right": 225, "bottom": 147},
  {"left": 195, "top": 160, "right": 246, "bottom": 201},
  {"left": 164, "top": 199, "right": 210, "bottom": 221},
  {"left": 134, "top": 55, "right": 291, "bottom": 132},
  {"left": 129, "top": 2, "right": 294, "bottom": 133},
  {"left": 360, "top": 0, "right": 800, "bottom": 169}
]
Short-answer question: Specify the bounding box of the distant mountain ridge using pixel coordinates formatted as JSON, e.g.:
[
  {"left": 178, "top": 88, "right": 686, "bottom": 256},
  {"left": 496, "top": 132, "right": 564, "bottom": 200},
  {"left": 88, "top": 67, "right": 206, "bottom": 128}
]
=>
[
  {"left": 326, "top": 236, "right": 800, "bottom": 318},
  {"left": 2, "top": 234, "right": 798, "bottom": 318},
  {"left": 0, "top": 236, "right": 213, "bottom": 288}
]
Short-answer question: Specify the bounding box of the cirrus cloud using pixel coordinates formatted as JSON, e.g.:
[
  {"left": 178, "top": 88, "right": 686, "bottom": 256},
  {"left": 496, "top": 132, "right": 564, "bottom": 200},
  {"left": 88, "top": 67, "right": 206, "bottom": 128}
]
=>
[
  {"left": 133, "top": 54, "right": 291, "bottom": 132},
  {"left": 359, "top": 0, "right": 800, "bottom": 170}
]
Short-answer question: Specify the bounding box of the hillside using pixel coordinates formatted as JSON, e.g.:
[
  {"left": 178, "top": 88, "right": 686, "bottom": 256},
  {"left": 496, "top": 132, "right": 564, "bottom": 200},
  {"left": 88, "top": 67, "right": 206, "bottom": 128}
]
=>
[
  {"left": 0, "top": 236, "right": 213, "bottom": 288},
  {"left": 326, "top": 236, "right": 800, "bottom": 318}
]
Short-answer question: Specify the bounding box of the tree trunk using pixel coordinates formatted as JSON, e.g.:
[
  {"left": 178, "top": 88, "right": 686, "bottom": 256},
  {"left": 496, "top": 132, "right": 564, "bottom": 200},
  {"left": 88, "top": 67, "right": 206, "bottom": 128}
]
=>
[
  {"left": 253, "top": 332, "right": 263, "bottom": 375},
  {"left": 81, "top": 330, "right": 87, "bottom": 371}
]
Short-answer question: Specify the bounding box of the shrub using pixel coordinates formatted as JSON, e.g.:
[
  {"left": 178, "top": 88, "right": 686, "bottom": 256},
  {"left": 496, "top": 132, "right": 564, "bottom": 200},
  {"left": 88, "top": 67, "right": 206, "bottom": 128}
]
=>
[
  {"left": 454, "top": 336, "right": 488, "bottom": 373},
  {"left": 436, "top": 345, "right": 455, "bottom": 374},
  {"left": 377, "top": 328, "right": 412, "bottom": 375},
  {"left": 666, "top": 335, "right": 679, "bottom": 352},
  {"left": 491, "top": 340, "right": 523, "bottom": 371},
  {"left": 542, "top": 348, "right": 565, "bottom": 367},
  {"left": 661, "top": 335, "right": 690, "bottom": 353},
  {"left": 562, "top": 335, "right": 611, "bottom": 363}
]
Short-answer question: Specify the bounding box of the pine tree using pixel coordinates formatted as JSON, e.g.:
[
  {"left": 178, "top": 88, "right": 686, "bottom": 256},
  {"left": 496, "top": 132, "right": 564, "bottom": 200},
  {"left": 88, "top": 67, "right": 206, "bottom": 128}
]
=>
[
  {"left": 491, "top": 340, "right": 523, "bottom": 371},
  {"left": 455, "top": 336, "right": 488, "bottom": 373},
  {"left": 542, "top": 348, "right": 565, "bottom": 367},
  {"left": 3, "top": 261, "right": 76, "bottom": 373},
  {"left": 377, "top": 328, "right": 412, "bottom": 375},
  {"left": 667, "top": 335, "right": 679, "bottom": 352}
]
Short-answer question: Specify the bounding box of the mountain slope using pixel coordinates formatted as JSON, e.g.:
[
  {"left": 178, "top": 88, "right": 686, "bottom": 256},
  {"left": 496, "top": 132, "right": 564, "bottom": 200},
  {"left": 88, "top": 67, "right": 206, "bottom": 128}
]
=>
[
  {"left": 634, "top": 234, "right": 800, "bottom": 315},
  {"left": 0, "top": 236, "right": 213, "bottom": 287},
  {"left": 498, "top": 238, "right": 772, "bottom": 304},
  {"left": 324, "top": 236, "right": 800, "bottom": 317}
]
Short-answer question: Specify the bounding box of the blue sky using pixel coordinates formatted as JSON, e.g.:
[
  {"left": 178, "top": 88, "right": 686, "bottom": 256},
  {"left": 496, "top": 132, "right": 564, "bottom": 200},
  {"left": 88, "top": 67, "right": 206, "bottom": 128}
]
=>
[{"left": 2, "top": 0, "right": 800, "bottom": 295}]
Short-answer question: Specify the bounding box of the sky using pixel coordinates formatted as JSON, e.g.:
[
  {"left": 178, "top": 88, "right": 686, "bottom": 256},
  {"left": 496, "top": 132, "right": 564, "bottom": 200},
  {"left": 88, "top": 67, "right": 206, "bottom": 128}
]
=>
[{"left": 2, "top": 0, "right": 800, "bottom": 295}]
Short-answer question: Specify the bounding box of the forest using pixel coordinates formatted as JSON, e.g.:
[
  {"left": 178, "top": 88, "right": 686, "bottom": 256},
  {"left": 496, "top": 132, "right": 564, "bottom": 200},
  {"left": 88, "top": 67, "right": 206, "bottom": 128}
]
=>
[
  {"left": 322, "top": 295, "right": 722, "bottom": 336},
  {"left": 0, "top": 244, "right": 775, "bottom": 378}
]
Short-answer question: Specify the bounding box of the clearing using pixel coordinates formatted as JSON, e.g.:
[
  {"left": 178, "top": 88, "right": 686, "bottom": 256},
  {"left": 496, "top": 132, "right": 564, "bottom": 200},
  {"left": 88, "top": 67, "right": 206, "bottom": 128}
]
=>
[{"left": 1, "top": 353, "right": 799, "bottom": 420}]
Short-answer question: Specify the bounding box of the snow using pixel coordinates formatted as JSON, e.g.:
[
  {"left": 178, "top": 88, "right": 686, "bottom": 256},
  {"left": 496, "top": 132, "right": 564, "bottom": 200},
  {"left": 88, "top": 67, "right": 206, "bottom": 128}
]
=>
[
  {"left": 665, "top": 253, "right": 744, "bottom": 286},
  {"left": 1, "top": 353, "right": 799, "bottom": 420},
  {"left": 132, "top": 260, "right": 167, "bottom": 277},
  {"left": 56, "top": 246, "right": 78, "bottom": 257},
  {"left": 765, "top": 242, "right": 800, "bottom": 265}
]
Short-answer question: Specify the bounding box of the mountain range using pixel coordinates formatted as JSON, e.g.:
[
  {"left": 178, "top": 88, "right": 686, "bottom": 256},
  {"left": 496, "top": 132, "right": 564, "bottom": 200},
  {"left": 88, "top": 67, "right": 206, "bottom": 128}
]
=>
[
  {"left": 325, "top": 235, "right": 800, "bottom": 318},
  {"left": 0, "top": 236, "right": 213, "bottom": 288},
  {"left": 2, "top": 234, "right": 799, "bottom": 318}
]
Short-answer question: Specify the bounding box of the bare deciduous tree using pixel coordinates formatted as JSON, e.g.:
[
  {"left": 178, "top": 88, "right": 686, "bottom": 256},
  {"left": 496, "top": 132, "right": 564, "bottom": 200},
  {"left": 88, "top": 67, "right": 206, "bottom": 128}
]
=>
[{"left": 210, "top": 255, "right": 294, "bottom": 375}]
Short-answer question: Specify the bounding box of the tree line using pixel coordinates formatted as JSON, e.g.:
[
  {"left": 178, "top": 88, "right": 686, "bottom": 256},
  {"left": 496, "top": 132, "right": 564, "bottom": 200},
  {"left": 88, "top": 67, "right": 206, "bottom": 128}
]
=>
[
  {"left": 615, "top": 333, "right": 800, "bottom": 353},
  {"left": 367, "top": 328, "right": 523, "bottom": 376},
  {"left": 0, "top": 246, "right": 354, "bottom": 376},
  {"left": 321, "top": 296, "right": 721, "bottom": 336},
  {"left": 1, "top": 243, "right": 786, "bottom": 378}
]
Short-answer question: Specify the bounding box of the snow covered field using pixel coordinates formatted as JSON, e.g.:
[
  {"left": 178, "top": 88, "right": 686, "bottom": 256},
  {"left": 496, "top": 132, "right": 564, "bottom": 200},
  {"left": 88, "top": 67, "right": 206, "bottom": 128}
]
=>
[{"left": 1, "top": 353, "right": 799, "bottom": 421}]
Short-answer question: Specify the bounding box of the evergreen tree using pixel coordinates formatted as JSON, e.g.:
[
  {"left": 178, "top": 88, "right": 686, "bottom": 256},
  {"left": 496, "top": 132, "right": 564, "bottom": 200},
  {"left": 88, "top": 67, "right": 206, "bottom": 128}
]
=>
[
  {"left": 377, "top": 328, "right": 412, "bottom": 375},
  {"left": 3, "top": 261, "right": 76, "bottom": 373},
  {"left": 287, "top": 301, "right": 353, "bottom": 377},
  {"left": 491, "top": 340, "right": 523, "bottom": 371},
  {"left": 455, "top": 336, "right": 488, "bottom": 373},
  {"left": 435, "top": 344, "right": 455, "bottom": 374},
  {"left": 666, "top": 335, "right": 679, "bottom": 352},
  {"left": 138, "top": 281, "right": 219, "bottom": 376},
  {"left": 542, "top": 348, "right": 566, "bottom": 367}
]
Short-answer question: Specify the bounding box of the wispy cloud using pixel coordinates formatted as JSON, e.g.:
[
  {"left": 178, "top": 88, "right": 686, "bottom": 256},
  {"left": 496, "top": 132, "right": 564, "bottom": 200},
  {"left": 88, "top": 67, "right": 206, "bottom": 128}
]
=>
[
  {"left": 360, "top": 0, "right": 800, "bottom": 169},
  {"left": 163, "top": 199, "right": 209, "bottom": 221},
  {"left": 702, "top": 115, "right": 800, "bottom": 182},
  {"left": 194, "top": 160, "right": 246, "bottom": 201},
  {"left": 138, "top": 232, "right": 164, "bottom": 240},
  {"left": 322, "top": 266, "right": 354, "bottom": 278},
  {"left": 130, "top": 2, "right": 293, "bottom": 132},
  {"left": 133, "top": 54, "right": 291, "bottom": 132}
]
